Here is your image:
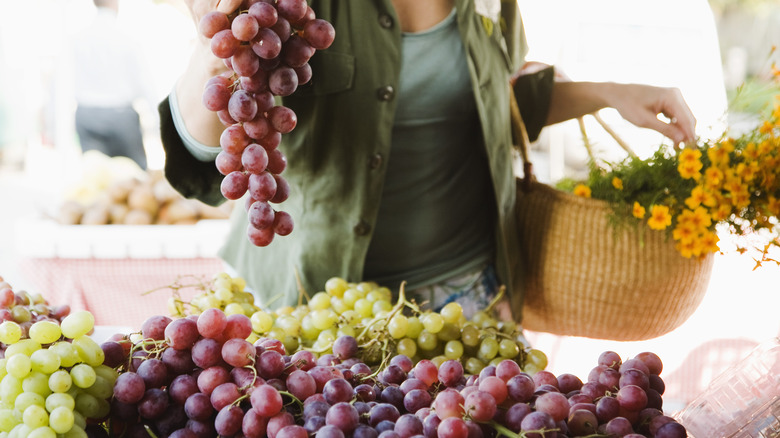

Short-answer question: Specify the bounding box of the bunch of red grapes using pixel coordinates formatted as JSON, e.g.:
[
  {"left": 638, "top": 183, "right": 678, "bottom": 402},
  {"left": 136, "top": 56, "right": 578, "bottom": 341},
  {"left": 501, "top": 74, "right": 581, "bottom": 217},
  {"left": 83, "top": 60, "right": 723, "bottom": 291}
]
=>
[{"left": 199, "top": 0, "right": 335, "bottom": 246}]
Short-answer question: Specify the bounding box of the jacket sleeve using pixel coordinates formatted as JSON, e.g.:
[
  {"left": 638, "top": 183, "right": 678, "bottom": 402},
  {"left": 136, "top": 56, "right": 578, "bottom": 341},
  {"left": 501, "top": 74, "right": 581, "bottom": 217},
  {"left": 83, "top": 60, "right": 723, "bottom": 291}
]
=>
[
  {"left": 512, "top": 65, "right": 555, "bottom": 143},
  {"left": 158, "top": 96, "right": 226, "bottom": 207}
]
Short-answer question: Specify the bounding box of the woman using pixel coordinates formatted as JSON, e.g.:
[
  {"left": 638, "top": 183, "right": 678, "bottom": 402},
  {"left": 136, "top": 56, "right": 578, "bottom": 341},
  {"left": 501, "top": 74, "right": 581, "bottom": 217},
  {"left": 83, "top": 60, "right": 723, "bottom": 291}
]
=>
[{"left": 160, "top": 0, "right": 696, "bottom": 318}]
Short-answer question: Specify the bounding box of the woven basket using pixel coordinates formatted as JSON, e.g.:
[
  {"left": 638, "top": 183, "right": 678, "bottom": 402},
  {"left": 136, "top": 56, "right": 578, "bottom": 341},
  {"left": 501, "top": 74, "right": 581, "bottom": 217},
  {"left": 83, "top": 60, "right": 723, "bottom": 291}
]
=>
[{"left": 509, "top": 88, "right": 714, "bottom": 341}]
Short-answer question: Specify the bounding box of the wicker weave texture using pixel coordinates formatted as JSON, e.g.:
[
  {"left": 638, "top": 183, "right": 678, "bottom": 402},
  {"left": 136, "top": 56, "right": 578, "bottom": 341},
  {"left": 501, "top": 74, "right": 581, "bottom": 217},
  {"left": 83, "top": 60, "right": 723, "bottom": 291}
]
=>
[{"left": 516, "top": 180, "right": 714, "bottom": 341}]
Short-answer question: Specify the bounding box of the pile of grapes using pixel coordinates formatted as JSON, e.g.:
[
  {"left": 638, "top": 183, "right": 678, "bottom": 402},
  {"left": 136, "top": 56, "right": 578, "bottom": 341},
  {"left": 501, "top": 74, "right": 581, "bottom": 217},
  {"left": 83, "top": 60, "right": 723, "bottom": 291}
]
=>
[
  {"left": 102, "top": 309, "right": 687, "bottom": 437},
  {"left": 199, "top": 0, "right": 335, "bottom": 246},
  {"left": 163, "top": 273, "right": 544, "bottom": 376}
]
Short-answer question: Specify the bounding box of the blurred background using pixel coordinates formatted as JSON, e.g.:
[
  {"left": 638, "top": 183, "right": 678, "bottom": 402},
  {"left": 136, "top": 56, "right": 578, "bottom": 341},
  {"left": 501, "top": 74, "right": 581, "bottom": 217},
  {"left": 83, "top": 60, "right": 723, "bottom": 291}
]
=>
[{"left": 0, "top": 0, "right": 779, "bottom": 415}]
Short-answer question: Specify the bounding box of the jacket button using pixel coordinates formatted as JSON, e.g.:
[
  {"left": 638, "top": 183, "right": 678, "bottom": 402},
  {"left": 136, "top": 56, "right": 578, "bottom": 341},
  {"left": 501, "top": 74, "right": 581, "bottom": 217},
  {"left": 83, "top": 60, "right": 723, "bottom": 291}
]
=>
[
  {"left": 354, "top": 220, "right": 371, "bottom": 236},
  {"left": 377, "top": 85, "right": 395, "bottom": 101},
  {"left": 369, "top": 153, "right": 383, "bottom": 169},
  {"left": 378, "top": 13, "right": 394, "bottom": 29}
]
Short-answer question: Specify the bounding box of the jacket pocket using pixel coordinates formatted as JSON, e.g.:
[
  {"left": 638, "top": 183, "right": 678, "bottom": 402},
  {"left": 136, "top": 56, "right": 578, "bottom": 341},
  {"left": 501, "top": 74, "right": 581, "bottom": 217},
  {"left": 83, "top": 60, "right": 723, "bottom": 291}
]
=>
[{"left": 296, "top": 51, "right": 355, "bottom": 96}]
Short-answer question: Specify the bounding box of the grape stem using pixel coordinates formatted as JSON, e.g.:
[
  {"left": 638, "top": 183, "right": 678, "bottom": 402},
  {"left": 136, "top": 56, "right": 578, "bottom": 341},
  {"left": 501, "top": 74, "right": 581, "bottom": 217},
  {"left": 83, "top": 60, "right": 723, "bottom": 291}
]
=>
[
  {"left": 278, "top": 390, "right": 304, "bottom": 410},
  {"left": 485, "top": 285, "right": 506, "bottom": 313},
  {"left": 488, "top": 421, "right": 558, "bottom": 438},
  {"left": 143, "top": 425, "right": 161, "bottom": 438},
  {"left": 294, "top": 267, "right": 311, "bottom": 306}
]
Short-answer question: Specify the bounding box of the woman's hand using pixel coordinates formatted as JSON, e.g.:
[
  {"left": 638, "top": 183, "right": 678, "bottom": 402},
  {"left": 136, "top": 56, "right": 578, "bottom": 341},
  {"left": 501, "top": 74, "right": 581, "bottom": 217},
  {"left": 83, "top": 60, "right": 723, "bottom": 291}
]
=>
[
  {"left": 607, "top": 83, "right": 697, "bottom": 146},
  {"left": 184, "top": 0, "right": 243, "bottom": 25},
  {"left": 546, "top": 80, "right": 697, "bottom": 146}
]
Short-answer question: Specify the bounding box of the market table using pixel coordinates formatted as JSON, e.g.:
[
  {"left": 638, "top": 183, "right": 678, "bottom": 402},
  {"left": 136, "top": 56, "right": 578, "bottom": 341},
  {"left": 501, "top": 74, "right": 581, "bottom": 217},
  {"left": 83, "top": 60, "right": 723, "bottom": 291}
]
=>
[{"left": 15, "top": 218, "right": 229, "bottom": 328}]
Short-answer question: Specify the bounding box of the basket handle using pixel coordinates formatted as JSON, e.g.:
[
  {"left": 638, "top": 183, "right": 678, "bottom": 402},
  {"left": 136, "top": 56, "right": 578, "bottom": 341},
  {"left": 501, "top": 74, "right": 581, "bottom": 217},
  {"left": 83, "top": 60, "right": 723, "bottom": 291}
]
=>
[{"left": 509, "top": 85, "right": 535, "bottom": 193}]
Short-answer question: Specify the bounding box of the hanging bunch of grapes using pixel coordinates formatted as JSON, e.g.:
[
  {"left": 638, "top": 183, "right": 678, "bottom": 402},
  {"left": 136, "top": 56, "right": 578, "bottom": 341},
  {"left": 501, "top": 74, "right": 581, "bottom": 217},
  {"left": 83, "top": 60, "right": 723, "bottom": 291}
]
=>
[{"left": 199, "top": 0, "right": 335, "bottom": 246}]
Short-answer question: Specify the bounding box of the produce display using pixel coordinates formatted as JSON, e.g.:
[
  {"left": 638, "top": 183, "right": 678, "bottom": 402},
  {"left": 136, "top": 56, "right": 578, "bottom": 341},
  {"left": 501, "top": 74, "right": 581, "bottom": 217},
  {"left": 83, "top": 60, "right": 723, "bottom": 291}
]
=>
[
  {"left": 57, "top": 168, "right": 232, "bottom": 226},
  {"left": 0, "top": 273, "right": 690, "bottom": 437},
  {"left": 199, "top": 0, "right": 335, "bottom": 246}
]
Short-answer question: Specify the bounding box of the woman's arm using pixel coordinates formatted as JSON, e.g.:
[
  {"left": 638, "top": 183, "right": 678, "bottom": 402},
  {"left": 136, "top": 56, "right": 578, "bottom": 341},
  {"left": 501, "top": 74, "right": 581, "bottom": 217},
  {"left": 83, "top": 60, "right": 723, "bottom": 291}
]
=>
[{"left": 546, "top": 81, "right": 697, "bottom": 145}]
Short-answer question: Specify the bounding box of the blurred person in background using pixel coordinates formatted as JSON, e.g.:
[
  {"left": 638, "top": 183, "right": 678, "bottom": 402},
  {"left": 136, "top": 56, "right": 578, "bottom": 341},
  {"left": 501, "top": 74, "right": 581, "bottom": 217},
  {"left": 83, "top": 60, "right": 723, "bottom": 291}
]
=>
[{"left": 70, "top": 0, "right": 155, "bottom": 170}]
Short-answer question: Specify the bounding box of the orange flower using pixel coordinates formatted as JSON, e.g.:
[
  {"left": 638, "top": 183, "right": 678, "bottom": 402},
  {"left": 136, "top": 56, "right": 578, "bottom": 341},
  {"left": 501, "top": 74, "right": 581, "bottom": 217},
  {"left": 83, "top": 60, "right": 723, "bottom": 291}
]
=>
[
  {"left": 632, "top": 202, "right": 646, "bottom": 219},
  {"left": 612, "top": 177, "right": 623, "bottom": 190},
  {"left": 573, "top": 184, "right": 591, "bottom": 198},
  {"left": 647, "top": 205, "right": 672, "bottom": 230}
]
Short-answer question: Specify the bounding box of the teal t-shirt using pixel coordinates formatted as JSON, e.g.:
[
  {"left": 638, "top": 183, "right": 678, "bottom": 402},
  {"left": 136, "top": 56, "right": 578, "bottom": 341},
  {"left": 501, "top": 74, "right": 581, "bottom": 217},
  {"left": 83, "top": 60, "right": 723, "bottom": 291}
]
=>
[{"left": 363, "top": 10, "right": 494, "bottom": 290}]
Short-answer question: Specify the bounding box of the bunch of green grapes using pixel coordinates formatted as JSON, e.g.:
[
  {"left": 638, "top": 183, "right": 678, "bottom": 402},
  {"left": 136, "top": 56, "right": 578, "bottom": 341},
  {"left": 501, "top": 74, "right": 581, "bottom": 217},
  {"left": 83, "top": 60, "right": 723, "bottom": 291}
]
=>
[
  {"left": 162, "top": 273, "right": 261, "bottom": 320},
  {"left": 0, "top": 310, "right": 115, "bottom": 437}
]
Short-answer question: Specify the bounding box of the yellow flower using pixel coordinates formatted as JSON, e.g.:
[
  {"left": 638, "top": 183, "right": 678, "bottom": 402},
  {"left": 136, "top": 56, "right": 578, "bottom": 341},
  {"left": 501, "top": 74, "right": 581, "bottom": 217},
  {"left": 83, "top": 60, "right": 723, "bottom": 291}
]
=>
[
  {"left": 759, "top": 120, "right": 774, "bottom": 135},
  {"left": 632, "top": 202, "right": 646, "bottom": 219},
  {"left": 768, "top": 196, "right": 780, "bottom": 217},
  {"left": 700, "top": 230, "right": 720, "bottom": 255},
  {"left": 704, "top": 167, "right": 724, "bottom": 191},
  {"left": 685, "top": 186, "right": 705, "bottom": 209},
  {"left": 573, "top": 184, "right": 591, "bottom": 198},
  {"left": 708, "top": 141, "right": 733, "bottom": 167},
  {"left": 712, "top": 203, "right": 732, "bottom": 221},
  {"left": 676, "top": 238, "right": 702, "bottom": 259},
  {"left": 677, "top": 148, "right": 703, "bottom": 180},
  {"left": 612, "top": 177, "right": 623, "bottom": 190},
  {"left": 731, "top": 187, "right": 751, "bottom": 209},
  {"left": 679, "top": 147, "right": 702, "bottom": 163},
  {"left": 673, "top": 221, "right": 696, "bottom": 243},
  {"left": 689, "top": 206, "right": 713, "bottom": 229},
  {"left": 647, "top": 205, "right": 672, "bottom": 230}
]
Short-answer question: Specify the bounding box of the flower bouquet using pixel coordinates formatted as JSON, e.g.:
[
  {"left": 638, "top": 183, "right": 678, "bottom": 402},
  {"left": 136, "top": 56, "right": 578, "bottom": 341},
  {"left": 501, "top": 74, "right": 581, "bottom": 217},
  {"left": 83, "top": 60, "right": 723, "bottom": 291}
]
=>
[{"left": 565, "top": 88, "right": 780, "bottom": 267}]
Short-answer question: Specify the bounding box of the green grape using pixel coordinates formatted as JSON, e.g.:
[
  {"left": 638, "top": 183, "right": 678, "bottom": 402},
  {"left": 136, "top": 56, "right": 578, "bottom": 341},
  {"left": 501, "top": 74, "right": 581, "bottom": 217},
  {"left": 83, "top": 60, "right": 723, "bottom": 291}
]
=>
[
  {"left": 371, "top": 300, "right": 392, "bottom": 316},
  {"left": 405, "top": 317, "right": 423, "bottom": 339},
  {"left": 311, "top": 309, "right": 338, "bottom": 331},
  {"left": 266, "top": 328, "right": 286, "bottom": 343},
  {"left": 92, "top": 366, "right": 118, "bottom": 388},
  {"left": 317, "top": 329, "right": 337, "bottom": 345},
  {"left": 342, "top": 289, "right": 360, "bottom": 307},
  {"left": 10, "top": 307, "right": 31, "bottom": 324},
  {"left": 0, "top": 407, "right": 20, "bottom": 432},
  {"left": 84, "top": 375, "right": 112, "bottom": 400},
  {"left": 477, "top": 337, "right": 499, "bottom": 361},
  {"left": 330, "top": 298, "right": 349, "bottom": 314},
  {"left": 5, "top": 355, "right": 31, "bottom": 380},
  {"left": 275, "top": 315, "right": 301, "bottom": 337},
  {"left": 47, "top": 405, "right": 73, "bottom": 434},
  {"left": 375, "top": 286, "right": 392, "bottom": 301},
  {"left": 223, "top": 302, "right": 244, "bottom": 316},
  {"left": 281, "top": 336, "right": 299, "bottom": 354},
  {"left": 336, "top": 326, "right": 355, "bottom": 338},
  {"left": 353, "top": 299, "right": 373, "bottom": 318},
  {"left": 22, "top": 404, "right": 48, "bottom": 429},
  {"left": 325, "top": 277, "right": 349, "bottom": 298},
  {"left": 48, "top": 343, "right": 80, "bottom": 369},
  {"left": 0, "top": 376, "right": 22, "bottom": 407},
  {"left": 489, "top": 357, "right": 504, "bottom": 367},
  {"left": 69, "top": 365, "right": 96, "bottom": 390},
  {"left": 28, "top": 322, "right": 61, "bottom": 346},
  {"left": 364, "top": 290, "right": 380, "bottom": 303},
  {"left": 59, "top": 311, "right": 94, "bottom": 340},
  {"left": 5, "top": 340, "right": 41, "bottom": 358},
  {"left": 430, "top": 356, "right": 447, "bottom": 368},
  {"left": 355, "top": 281, "right": 377, "bottom": 294},
  {"left": 14, "top": 392, "right": 45, "bottom": 413},
  {"left": 251, "top": 311, "right": 274, "bottom": 334},
  {"left": 72, "top": 410, "right": 86, "bottom": 429},
  {"left": 421, "top": 313, "right": 444, "bottom": 334},
  {"left": 460, "top": 324, "right": 480, "bottom": 347},
  {"left": 465, "top": 357, "right": 486, "bottom": 375},
  {"left": 22, "top": 372, "right": 51, "bottom": 398},
  {"left": 373, "top": 310, "right": 390, "bottom": 320},
  {"left": 10, "top": 424, "right": 33, "bottom": 438},
  {"left": 28, "top": 425, "right": 57, "bottom": 438},
  {"left": 275, "top": 306, "right": 294, "bottom": 317},
  {"left": 396, "top": 338, "right": 417, "bottom": 358},
  {"left": 444, "top": 340, "right": 464, "bottom": 359},
  {"left": 61, "top": 426, "right": 88, "bottom": 438},
  {"left": 470, "top": 311, "right": 490, "bottom": 326},
  {"left": 498, "top": 339, "right": 520, "bottom": 358},
  {"left": 525, "top": 348, "right": 548, "bottom": 370},
  {"left": 340, "top": 310, "right": 361, "bottom": 326},
  {"left": 45, "top": 393, "right": 75, "bottom": 413},
  {"left": 71, "top": 337, "right": 103, "bottom": 367},
  {"left": 309, "top": 292, "right": 331, "bottom": 310},
  {"left": 73, "top": 393, "right": 100, "bottom": 419},
  {"left": 29, "top": 351, "right": 60, "bottom": 375},
  {"left": 213, "top": 286, "right": 233, "bottom": 303},
  {"left": 440, "top": 303, "right": 463, "bottom": 324},
  {"left": 0, "top": 322, "right": 22, "bottom": 345},
  {"left": 387, "top": 315, "right": 408, "bottom": 339},
  {"left": 436, "top": 323, "right": 460, "bottom": 342},
  {"left": 291, "top": 306, "right": 309, "bottom": 321},
  {"left": 523, "top": 363, "right": 543, "bottom": 375},
  {"left": 416, "top": 330, "right": 438, "bottom": 351},
  {"left": 300, "top": 315, "right": 319, "bottom": 340}
]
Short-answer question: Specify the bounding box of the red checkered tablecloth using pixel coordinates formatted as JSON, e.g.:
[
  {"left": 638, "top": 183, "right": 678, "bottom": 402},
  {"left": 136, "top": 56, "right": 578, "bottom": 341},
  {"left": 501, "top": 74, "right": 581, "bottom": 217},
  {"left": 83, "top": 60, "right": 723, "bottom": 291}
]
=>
[{"left": 19, "top": 257, "right": 224, "bottom": 328}]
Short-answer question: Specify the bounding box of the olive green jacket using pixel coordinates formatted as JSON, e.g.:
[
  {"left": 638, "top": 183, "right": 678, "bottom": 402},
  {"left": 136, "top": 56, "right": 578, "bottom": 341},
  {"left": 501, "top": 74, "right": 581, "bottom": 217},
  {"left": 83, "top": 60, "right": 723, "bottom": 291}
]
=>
[{"left": 159, "top": 0, "right": 554, "bottom": 319}]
